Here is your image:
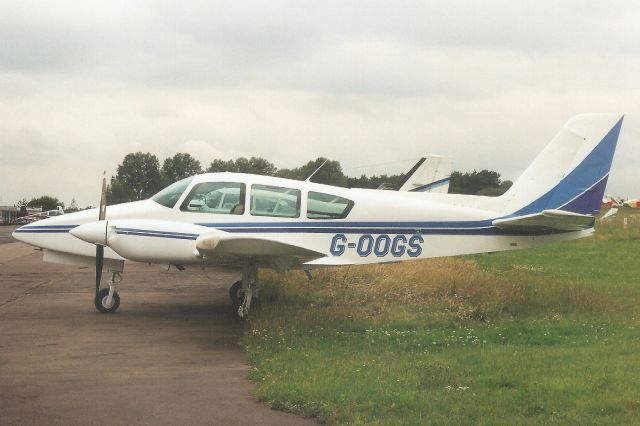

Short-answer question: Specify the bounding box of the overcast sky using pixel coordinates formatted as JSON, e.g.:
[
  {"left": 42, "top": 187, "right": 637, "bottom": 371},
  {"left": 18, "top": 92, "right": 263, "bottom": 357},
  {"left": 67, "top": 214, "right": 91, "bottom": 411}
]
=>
[{"left": 1, "top": 0, "right": 639, "bottom": 207}]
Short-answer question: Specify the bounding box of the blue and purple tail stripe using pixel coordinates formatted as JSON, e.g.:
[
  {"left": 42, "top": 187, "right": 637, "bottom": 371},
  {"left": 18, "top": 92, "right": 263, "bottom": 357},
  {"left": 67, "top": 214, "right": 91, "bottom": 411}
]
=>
[{"left": 513, "top": 117, "right": 622, "bottom": 216}]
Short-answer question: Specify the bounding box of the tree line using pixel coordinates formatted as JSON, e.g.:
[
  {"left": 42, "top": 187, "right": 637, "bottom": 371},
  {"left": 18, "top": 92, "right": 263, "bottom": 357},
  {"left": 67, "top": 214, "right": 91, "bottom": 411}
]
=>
[
  {"left": 106, "top": 152, "right": 512, "bottom": 204},
  {"left": 16, "top": 196, "right": 79, "bottom": 213},
  {"left": 15, "top": 152, "right": 512, "bottom": 209}
]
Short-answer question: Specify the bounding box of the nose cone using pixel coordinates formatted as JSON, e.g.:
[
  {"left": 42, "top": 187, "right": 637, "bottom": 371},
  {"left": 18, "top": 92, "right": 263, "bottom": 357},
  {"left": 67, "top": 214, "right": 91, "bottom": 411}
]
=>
[
  {"left": 69, "top": 221, "right": 108, "bottom": 245},
  {"left": 12, "top": 225, "right": 28, "bottom": 243}
]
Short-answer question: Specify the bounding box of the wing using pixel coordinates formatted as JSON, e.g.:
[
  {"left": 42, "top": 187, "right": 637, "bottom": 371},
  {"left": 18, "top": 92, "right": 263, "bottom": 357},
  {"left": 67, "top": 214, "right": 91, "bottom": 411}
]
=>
[{"left": 492, "top": 209, "right": 595, "bottom": 232}]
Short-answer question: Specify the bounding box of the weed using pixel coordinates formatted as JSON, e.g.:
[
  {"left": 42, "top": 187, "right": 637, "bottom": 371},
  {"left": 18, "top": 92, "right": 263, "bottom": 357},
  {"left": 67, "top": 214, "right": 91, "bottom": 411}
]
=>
[{"left": 245, "top": 210, "right": 640, "bottom": 424}]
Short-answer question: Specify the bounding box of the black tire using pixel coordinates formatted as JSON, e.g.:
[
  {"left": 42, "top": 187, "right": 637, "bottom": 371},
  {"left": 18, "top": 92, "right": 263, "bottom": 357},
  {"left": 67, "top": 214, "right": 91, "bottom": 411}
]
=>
[
  {"left": 229, "top": 280, "right": 244, "bottom": 309},
  {"left": 95, "top": 288, "right": 120, "bottom": 313}
]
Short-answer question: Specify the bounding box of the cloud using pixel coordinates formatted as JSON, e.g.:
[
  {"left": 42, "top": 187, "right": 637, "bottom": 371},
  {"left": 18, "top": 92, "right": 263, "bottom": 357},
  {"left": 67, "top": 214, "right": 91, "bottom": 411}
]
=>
[
  {"left": 0, "top": 1, "right": 639, "bottom": 206},
  {"left": 0, "top": 127, "right": 54, "bottom": 166}
]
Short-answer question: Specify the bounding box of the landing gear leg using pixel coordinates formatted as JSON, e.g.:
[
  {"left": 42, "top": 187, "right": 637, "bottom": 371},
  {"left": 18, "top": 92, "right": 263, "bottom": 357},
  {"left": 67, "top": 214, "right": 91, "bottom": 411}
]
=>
[
  {"left": 95, "top": 271, "right": 122, "bottom": 313},
  {"left": 236, "top": 261, "right": 258, "bottom": 319}
]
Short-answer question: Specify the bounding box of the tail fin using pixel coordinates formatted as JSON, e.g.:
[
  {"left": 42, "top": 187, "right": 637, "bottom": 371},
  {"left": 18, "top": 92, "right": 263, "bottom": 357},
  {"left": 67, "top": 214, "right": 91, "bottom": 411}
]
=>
[
  {"left": 398, "top": 155, "right": 452, "bottom": 193},
  {"left": 500, "top": 114, "right": 623, "bottom": 216}
]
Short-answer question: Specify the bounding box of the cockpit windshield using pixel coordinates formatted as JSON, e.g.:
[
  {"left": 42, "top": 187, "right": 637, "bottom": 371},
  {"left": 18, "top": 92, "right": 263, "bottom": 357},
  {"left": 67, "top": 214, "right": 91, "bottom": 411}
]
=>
[{"left": 151, "top": 177, "right": 194, "bottom": 208}]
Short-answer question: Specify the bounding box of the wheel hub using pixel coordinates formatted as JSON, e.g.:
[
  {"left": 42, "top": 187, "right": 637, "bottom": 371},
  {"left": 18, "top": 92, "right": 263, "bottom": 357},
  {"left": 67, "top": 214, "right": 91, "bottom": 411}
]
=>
[{"left": 102, "top": 296, "right": 114, "bottom": 309}]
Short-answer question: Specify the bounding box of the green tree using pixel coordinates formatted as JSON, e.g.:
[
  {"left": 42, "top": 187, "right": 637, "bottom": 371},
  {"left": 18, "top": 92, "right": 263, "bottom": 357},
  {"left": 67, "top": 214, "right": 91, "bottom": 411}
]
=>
[
  {"left": 277, "top": 157, "right": 348, "bottom": 186},
  {"left": 115, "top": 152, "right": 162, "bottom": 200},
  {"left": 449, "top": 169, "right": 509, "bottom": 196},
  {"left": 207, "top": 159, "right": 235, "bottom": 173},
  {"left": 206, "top": 156, "right": 277, "bottom": 175},
  {"left": 16, "top": 198, "right": 28, "bottom": 217},
  {"left": 247, "top": 157, "right": 277, "bottom": 175},
  {"left": 106, "top": 176, "right": 136, "bottom": 205},
  {"left": 161, "top": 153, "right": 202, "bottom": 185},
  {"left": 346, "top": 173, "right": 406, "bottom": 189},
  {"left": 27, "top": 196, "right": 63, "bottom": 211},
  {"left": 66, "top": 198, "right": 80, "bottom": 213}
]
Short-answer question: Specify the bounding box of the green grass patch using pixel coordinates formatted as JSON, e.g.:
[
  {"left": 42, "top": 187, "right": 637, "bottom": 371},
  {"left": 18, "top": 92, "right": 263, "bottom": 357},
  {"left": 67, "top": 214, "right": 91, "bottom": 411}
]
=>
[{"left": 244, "top": 209, "right": 640, "bottom": 424}]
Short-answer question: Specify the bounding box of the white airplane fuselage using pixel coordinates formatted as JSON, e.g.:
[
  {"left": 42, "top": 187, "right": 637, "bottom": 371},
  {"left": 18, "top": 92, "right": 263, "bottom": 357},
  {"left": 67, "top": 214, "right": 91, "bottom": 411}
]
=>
[{"left": 14, "top": 172, "right": 590, "bottom": 269}]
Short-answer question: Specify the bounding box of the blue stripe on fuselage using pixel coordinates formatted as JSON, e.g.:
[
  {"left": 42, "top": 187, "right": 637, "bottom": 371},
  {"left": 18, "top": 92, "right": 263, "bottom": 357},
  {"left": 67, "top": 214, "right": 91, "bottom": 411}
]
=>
[
  {"left": 14, "top": 224, "right": 77, "bottom": 233},
  {"left": 13, "top": 221, "right": 568, "bottom": 238},
  {"left": 196, "top": 220, "right": 495, "bottom": 229},
  {"left": 115, "top": 229, "right": 198, "bottom": 240}
]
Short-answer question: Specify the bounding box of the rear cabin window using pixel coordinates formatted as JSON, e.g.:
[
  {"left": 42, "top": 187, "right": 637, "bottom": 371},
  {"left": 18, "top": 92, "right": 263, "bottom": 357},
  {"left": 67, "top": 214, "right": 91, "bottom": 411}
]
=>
[
  {"left": 307, "top": 191, "right": 354, "bottom": 219},
  {"left": 250, "top": 184, "right": 300, "bottom": 218},
  {"left": 180, "top": 182, "right": 245, "bottom": 215}
]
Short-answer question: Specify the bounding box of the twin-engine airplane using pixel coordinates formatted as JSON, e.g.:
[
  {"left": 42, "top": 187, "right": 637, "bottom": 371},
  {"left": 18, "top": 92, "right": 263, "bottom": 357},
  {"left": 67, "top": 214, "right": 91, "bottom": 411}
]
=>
[{"left": 13, "top": 114, "right": 623, "bottom": 317}]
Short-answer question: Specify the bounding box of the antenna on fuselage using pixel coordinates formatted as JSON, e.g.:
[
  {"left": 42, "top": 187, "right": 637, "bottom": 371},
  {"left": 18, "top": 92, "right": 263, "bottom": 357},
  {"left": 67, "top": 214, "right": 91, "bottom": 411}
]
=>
[{"left": 304, "top": 159, "right": 329, "bottom": 182}]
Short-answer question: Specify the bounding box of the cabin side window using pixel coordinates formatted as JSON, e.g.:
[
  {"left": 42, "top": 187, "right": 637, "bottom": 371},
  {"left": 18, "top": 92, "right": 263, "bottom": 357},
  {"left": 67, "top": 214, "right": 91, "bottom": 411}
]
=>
[
  {"left": 250, "top": 184, "right": 300, "bottom": 218},
  {"left": 180, "top": 182, "right": 246, "bottom": 215},
  {"left": 307, "top": 191, "right": 354, "bottom": 219}
]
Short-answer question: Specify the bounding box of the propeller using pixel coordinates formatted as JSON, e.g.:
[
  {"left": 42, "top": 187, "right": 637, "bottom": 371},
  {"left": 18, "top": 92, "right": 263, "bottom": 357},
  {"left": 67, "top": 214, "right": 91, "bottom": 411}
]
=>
[{"left": 95, "top": 173, "right": 107, "bottom": 299}]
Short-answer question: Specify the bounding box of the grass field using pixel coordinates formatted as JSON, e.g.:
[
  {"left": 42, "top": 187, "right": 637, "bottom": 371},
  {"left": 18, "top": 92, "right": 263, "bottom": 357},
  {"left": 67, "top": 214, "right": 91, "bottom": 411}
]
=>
[{"left": 244, "top": 209, "right": 640, "bottom": 425}]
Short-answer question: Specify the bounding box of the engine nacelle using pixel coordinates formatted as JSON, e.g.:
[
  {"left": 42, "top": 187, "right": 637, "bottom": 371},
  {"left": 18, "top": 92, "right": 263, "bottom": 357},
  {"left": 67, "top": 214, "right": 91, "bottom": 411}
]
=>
[{"left": 72, "top": 219, "right": 219, "bottom": 264}]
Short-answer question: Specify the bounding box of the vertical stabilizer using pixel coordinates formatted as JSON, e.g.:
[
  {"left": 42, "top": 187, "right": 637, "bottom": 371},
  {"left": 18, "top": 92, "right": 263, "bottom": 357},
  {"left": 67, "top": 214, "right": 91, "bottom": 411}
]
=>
[
  {"left": 500, "top": 114, "right": 623, "bottom": 216},
  {"left": 399, "top": 155, "right": 452, "bottom": 193}
]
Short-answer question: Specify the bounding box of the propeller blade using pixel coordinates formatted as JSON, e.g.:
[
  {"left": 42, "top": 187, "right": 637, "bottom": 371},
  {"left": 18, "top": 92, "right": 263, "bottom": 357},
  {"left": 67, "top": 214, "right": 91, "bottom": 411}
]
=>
[
  {"left": 95, "top": 245, "right": 104, "bottom": 297},
  {"left": 95, "top": 172, "right": 107, "bottom": 298},
  {"left": 99, "top": 172, "right": 107, "bottom": 221}
]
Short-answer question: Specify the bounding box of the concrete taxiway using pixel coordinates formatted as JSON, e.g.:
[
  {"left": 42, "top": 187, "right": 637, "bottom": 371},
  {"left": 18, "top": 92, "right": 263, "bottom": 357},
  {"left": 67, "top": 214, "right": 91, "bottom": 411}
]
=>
[{"left": 0, "top": 228, "right": 314, "bottom": 425}]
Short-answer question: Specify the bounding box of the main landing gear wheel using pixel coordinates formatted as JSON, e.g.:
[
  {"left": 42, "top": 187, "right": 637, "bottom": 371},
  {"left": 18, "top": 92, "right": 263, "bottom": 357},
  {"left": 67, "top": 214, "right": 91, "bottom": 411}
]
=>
[
  {"left": 229, "top": 279, "right": 260, "bottom": 315},
  {"left": 230, "top": 262, "right": 259, "bottom": 319},
  {"left": 229, "top": 280, "right": 244, "bottom": 310},
  {"left": 95, "top": 288, "right": 120, "bottom": 313}
]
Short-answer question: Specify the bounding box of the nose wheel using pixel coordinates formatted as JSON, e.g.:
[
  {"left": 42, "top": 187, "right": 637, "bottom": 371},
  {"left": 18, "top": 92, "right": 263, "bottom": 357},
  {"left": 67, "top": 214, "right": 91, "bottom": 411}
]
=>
[
  {"left": 95, "top": 271, "right": 122, "bottom": 313},
  {"left": 95, "top": 288, "right": 120, "bottom": 313}
]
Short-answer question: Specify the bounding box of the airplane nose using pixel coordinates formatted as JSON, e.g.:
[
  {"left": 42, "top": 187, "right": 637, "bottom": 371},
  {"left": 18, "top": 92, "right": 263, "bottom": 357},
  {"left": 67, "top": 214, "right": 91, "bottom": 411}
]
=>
[
  {"left": 69, "top": 221, "right": 108, "bottom": 245},
  {"left": 11, "top": 225, "right": 27, "bottom": 243}
]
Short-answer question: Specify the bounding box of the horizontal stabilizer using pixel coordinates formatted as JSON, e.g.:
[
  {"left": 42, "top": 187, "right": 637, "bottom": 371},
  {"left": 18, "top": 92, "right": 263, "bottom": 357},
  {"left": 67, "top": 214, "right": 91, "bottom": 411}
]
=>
[
  {"left": 492, "top": 209, "right": 595, "bottom": 232},
  {"left": 196, "top": 232, "right": 325, "bottom": 258}
]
